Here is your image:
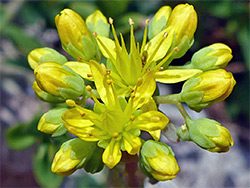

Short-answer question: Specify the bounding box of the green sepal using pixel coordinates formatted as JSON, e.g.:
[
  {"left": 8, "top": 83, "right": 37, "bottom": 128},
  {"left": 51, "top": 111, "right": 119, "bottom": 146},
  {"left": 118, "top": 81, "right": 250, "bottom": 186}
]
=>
[
  {"left": 84, "top": 146, "right": 104, "bottom": 174},
  {"left": 148, "top": 16, "right": 167, "bottom": 40},
  {"left": 139, "top": 158, "right": 154, "bottom": 179},
  {"left": 87, "top": 19, "right": 110, "bottom": 37},
  {"left": 163, "top": 122, "right": 180, "bottom": 143},
  {"left": 64, "top": 42, "right": 86, "bottom": 60},
  {"left": 63, "top": 75, "right": 85, "bottom": 93},
  {"left": 176, "top": 126, "right": 190, "bottom": 141},
  {"left": 39, "top": 91, "right": 65, "bottom": 103},
  {"left": 180, "top": 91, "right": 204, "bottom": 105},
  {"left": 128, "top": 129, "right": 141, "bottom": 137},
  {"left": 81, "top": 35, "right": 97, "bottom": 60},
  {"left": 44, "top": 107, "right": 68, "bottom": 124},
  {"left": 51, "top": 124, "right": 67, "bottom": 137},
  {"left": 97, "top": 139, "right": 111, "bottom": 149},
  {"left": 40, "top": 47, "right": 67, "bottom": 65},
  {"left": 195, "top": 118, "right": 221, "bottom": 137},
  {"left": 58, "top": 87, "right": 82, "bottom": 100},
  {"left": 133, "top": 109, "right": 142, "bottom": 118}
]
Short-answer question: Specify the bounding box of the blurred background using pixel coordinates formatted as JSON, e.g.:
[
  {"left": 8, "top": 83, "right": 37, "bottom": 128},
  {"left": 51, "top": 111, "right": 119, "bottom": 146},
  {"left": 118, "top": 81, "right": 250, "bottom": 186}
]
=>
[{"left": 0, "top": 0, "right": 249, "bottom": 187}]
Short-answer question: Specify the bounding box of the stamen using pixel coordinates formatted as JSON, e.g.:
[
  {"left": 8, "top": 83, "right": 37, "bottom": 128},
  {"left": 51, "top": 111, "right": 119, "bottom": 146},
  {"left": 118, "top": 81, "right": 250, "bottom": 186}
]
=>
[
  {"left": 107, "top": 79, "right": 112, "bottom": 85},
  {"left": 130, "top": 92, "right": 135, "bottom": 98},
  {"left": 146, "top": 68, "right": 151, "bottom": 72},
  {"left": 141, "top": 51, "right": 148, "bottom": 67},
  {"left": 140, "top": 18, "right": 150, "bottom": 55},
  {"left": 88, "top": 131, "right": 93, "bottom": 136},
  {"left": 109, "top": 17, "right": 113, "bottom": 24},
  {"left": 113, "top": 132, "right": 119, "bottom": 139},
  {"left": 86, "top": 85, "right": 92, "bottom": 92},
  {"left": 130, "top": 87, "right": 134, "bottom": 92},
  {"left": 81, "top": 112, "right": 85, "bottom": 116},
  {"left": 92, "top": 32, "right": 97, "bottom": 37},
  {"left": 100, "top": 63, "right": 106, "bottom": 75},
  {"left": 130, "top": 115, "right": 135, "bottom": 121},
  {"left": 154, "top": 48, "right": 177, "bottom": 70},
  {"left": 174, "top": 47, "right": 180, "bottom": 52},
  {"left": 66, "top": 99, "right": 76, "bottom": 107},
  {"left": 77, "top": 57, "right": 83, "bottom": 62},
  {"left": 87, "top": 74, "right": 92, "bottom": 77},
  {"left": 106, "top": 70, "right": 111, "bottom": 75},
  {"left": 159, "top": 67, "right": 164, "bottom": 71},
  {"left": 143, "top": 32, "right": 168, "bottom": 71},
  {"left": 129, "top": 18, "right": 134, "bottom": 25}
]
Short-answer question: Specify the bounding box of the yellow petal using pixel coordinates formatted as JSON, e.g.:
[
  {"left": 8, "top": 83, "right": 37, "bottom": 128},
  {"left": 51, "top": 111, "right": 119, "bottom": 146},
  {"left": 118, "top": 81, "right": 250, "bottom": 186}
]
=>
[
  {"left": 148, "top": 130, "right": 161, "bottom": 141},
  {"left": 102, "top": 139, "right": 122, "bottom": 168},
  {"left": 62, "top": 107, "right": 101, "bottom": 127},
  {"left": 127, "top": 70, "right": 156, "bottom": 112},
  {"left": 155, "top": 69, "right": 202, "bottom": 84},
  {"left": 122, "top": 132, "right": 141, "bottom": 155},
  {"left": 89, "top": 61, "right": 119, "bottom": 109},
  {"left": 96, "top": 36, "right": 116, "bottom": 60},
  {"left": 132, "top": 111, "right": 169, "bottom": 131},
  {"left": 64, "top": 61, "right": 93, "bottom": 81}
]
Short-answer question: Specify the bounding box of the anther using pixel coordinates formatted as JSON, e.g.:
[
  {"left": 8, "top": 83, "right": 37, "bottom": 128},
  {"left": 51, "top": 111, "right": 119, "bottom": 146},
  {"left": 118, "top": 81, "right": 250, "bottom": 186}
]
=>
[
  {"left": 86, "top": 85, "right": 92, "bottom": 92},
  {"left": 174, "top": 47, "right": 180, "bottom": 52},
  {"left": 92, "top": 32, "right": 97, "bottom": 37},
  {"left": 159, "top": 67, "right": 164, "bottom": 71},
  {"left": 109, "top": 17, "right": 113, "bottom": 24},
  {"left": 131, "top": 93, "right": 135, "bottom": 98},
  {"left": 163, "top": 32, "right": 168, "bottom": 38},
  {"left": 66, "top": 99, "right": 76, "bottom": 107},
  {"left": 77, "top": 57, "right": 82, "bottom": 62},
  {"left": 150, "top": 116, "right": 160, "bottom": 123},
  {"left": 130, "top": 115, "right": 135, "bottom": 121},
  {"left": 129, "top": 18, "right": 134, "bottom": 25},
  {"left": 145, "top": 19, "right": 150, "bottom": 25},
  {"left": 81, "top": 112, "right": 85, "bottom": 116},
  {"left": 181, "top": 124, "right": 187, "bottom": 130},
  {"left": 146, "top": 68, "right": 151, "bottom": 72},
  {"left": 88, "top": 131, "right": 93, "bottom": 136},
  {"left": 107, "top": 79, "right": 112, "bottom": 85},
  {"left": 113, "top": 132, "right": 119, "bottom": 139},
  {"left": 87, "top": 74, "right": 92, "bottom": 77},
  {"left": 130, "top": 87, "right": 134, "bottom": 92},
  {"left": 106, "top": 70, "right": 111, "bottom": 75}
]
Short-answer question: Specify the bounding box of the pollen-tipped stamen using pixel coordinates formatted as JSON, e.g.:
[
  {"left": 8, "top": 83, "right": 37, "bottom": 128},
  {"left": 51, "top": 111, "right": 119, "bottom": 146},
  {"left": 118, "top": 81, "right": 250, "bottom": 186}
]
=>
[
  {"left": 154, "top": 47, "right": 179, "bottom": 70},
  {"left": 86, "top": 85, "right": 105, "bottom": 111},
  {"left": 140, "top": 19, "right": 150, "bottom": 55}
]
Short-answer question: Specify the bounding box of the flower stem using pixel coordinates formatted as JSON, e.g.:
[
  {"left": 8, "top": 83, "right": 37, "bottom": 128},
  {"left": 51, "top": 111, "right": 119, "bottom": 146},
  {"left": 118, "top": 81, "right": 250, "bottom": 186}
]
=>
[{"left": 153, "top": 94, "right": 190, "bottom": 121}]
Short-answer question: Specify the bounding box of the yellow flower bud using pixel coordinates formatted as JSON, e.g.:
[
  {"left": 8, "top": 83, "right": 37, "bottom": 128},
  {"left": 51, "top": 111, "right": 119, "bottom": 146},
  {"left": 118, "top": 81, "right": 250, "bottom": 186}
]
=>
[
  {"left": 28, "top": 48, "right": 67, "bottom": 69},
  {"left": 34, "top": 62, "right": 85, "bottom": 99},
  {"left": 38, "top": 107, "right": 68, "bottom": 134},
  {"left": 188, "top": 43, "right": 233, "bottom": 71},
  {"left": 187, "top": 118, "right": 234, "bottom": 153},
  {"left": 55, "top": 9, "right": 97, "bottom": 60},
  {"left": 86, "top": 10, "right": 109, "bottom": 37},
  {"left": 51, "top": 138, "right": 95, "bottom": 176},
  {"left": 166, "top": 3, "right": 197, "bottom": 45},
  {"left": 180, "top": 69, "right": 236, "bottom": 112},
  {"left": 140, "top": 140, "right": 180, "bottom": 181}
]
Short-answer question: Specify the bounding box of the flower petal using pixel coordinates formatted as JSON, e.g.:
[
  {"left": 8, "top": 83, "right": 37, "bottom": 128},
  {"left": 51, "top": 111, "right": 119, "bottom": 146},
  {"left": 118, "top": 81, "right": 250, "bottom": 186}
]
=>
[
  {"left": 155, "top": 69, "right": 202, "bottom": 84},
  {"left": 148, "top": 130, "right": 162, "bottom": 141},
  {"left": 102, "top": 139, "right": 122, "bottom": 168},
  {"left": 96, "top": 36, "right": 116, "bottom": 60},
  {"left": 64, "top": 61, "right": 93, "bottom": 81},
  {"left": 122, "top": 132, "right": 141, "bottom": 155},
  {"left": 89, "top": 61, "right": 120, "bottom": 109},
  {"left": 132, "top": 111, "right": 169, "bottom": 131}
]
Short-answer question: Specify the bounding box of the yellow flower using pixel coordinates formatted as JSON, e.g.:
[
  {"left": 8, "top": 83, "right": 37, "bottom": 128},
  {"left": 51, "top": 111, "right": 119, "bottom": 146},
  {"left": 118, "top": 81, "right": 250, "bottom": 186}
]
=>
[
  {"left": 140, "top": 140, "right": 180, "bottom": 181},
  {"left": 62, "top": 61, "right": 169, "bottom": 168},
  {"left": 94, "top": 4, "right": 198, "bottom": 96},
  {"left": 187, "top": 118, "right": 234, "bottom": 152},
  {"left": 179, "top": 69, "right": 236, "bottom": 112},
  {"left": 51, "top": 138, "right": 95, "bottom": 176},
  {"left": 55, "top": 9, "right": 97, "bottom": 60}
]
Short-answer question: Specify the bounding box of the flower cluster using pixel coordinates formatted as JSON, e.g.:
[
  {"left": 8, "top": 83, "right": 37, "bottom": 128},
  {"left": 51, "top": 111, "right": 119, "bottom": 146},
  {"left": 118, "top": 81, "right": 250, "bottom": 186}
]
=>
[{"left": 28, "top": 3, "right": 236, "bottom": 182}]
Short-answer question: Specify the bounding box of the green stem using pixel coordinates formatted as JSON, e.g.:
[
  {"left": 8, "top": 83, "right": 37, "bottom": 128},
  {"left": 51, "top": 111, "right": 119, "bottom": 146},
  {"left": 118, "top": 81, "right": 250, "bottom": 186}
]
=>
[{"left": 153, "top": 94, "right": 191, "bottom": 121}]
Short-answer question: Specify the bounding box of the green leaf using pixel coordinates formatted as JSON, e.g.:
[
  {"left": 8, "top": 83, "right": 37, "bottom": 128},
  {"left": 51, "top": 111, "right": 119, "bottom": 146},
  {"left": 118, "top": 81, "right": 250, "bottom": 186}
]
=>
[
  {"left": 5, "top": 124, "right": 37, "bottom": 150},
  {"left": 33, "top": 144, "right": 63, "bottom": 188}
]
